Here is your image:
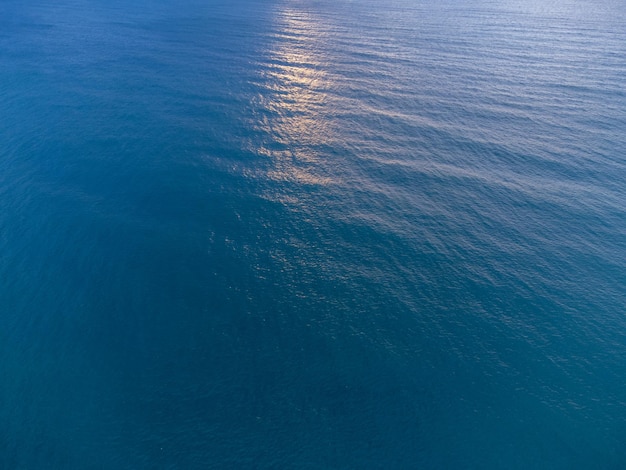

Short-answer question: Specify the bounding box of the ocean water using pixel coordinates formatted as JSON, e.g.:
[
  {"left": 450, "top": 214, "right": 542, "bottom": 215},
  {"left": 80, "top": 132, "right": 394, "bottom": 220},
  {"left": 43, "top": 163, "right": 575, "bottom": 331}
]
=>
[{"left": 1, "top": 0, "right": 625, "bottom": 467}]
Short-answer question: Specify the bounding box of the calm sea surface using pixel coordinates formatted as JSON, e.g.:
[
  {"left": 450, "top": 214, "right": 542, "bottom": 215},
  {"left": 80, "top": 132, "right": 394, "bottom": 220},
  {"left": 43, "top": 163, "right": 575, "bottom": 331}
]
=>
[{"left": 1, "top": 0, "right": 625, "bottom": 467}]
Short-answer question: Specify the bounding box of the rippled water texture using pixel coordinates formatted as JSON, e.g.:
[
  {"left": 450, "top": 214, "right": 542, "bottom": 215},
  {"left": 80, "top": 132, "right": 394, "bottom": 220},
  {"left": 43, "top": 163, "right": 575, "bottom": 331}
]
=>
[{"left": 1, "top": 0, "right": 625, "bottom": 467}]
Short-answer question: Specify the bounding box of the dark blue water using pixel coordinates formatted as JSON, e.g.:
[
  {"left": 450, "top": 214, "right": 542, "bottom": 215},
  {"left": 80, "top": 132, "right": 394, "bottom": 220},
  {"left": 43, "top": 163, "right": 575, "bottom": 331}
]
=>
[{"left": 1, "top": 0, "right": 625, "bottom": 467}]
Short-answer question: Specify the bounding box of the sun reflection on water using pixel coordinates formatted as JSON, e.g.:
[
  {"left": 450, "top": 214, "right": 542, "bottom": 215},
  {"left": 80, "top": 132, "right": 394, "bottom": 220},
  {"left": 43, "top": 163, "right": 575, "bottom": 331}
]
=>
[{"left": 252, "top": 6, "right": 338, "bottom": 188}]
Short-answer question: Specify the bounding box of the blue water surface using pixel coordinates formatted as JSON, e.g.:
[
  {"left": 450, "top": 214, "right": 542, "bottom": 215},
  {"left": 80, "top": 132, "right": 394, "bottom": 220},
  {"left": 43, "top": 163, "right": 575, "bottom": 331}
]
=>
[{"left": 1, "top": 0, "right": 625, "bottom": 468}]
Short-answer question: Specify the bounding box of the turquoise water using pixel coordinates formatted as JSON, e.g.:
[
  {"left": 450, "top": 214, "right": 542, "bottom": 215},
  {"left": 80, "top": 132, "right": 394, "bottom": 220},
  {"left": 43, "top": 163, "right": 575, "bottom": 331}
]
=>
[{"left": 1, "top": 0, "right": 625, "bottom": 467}]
